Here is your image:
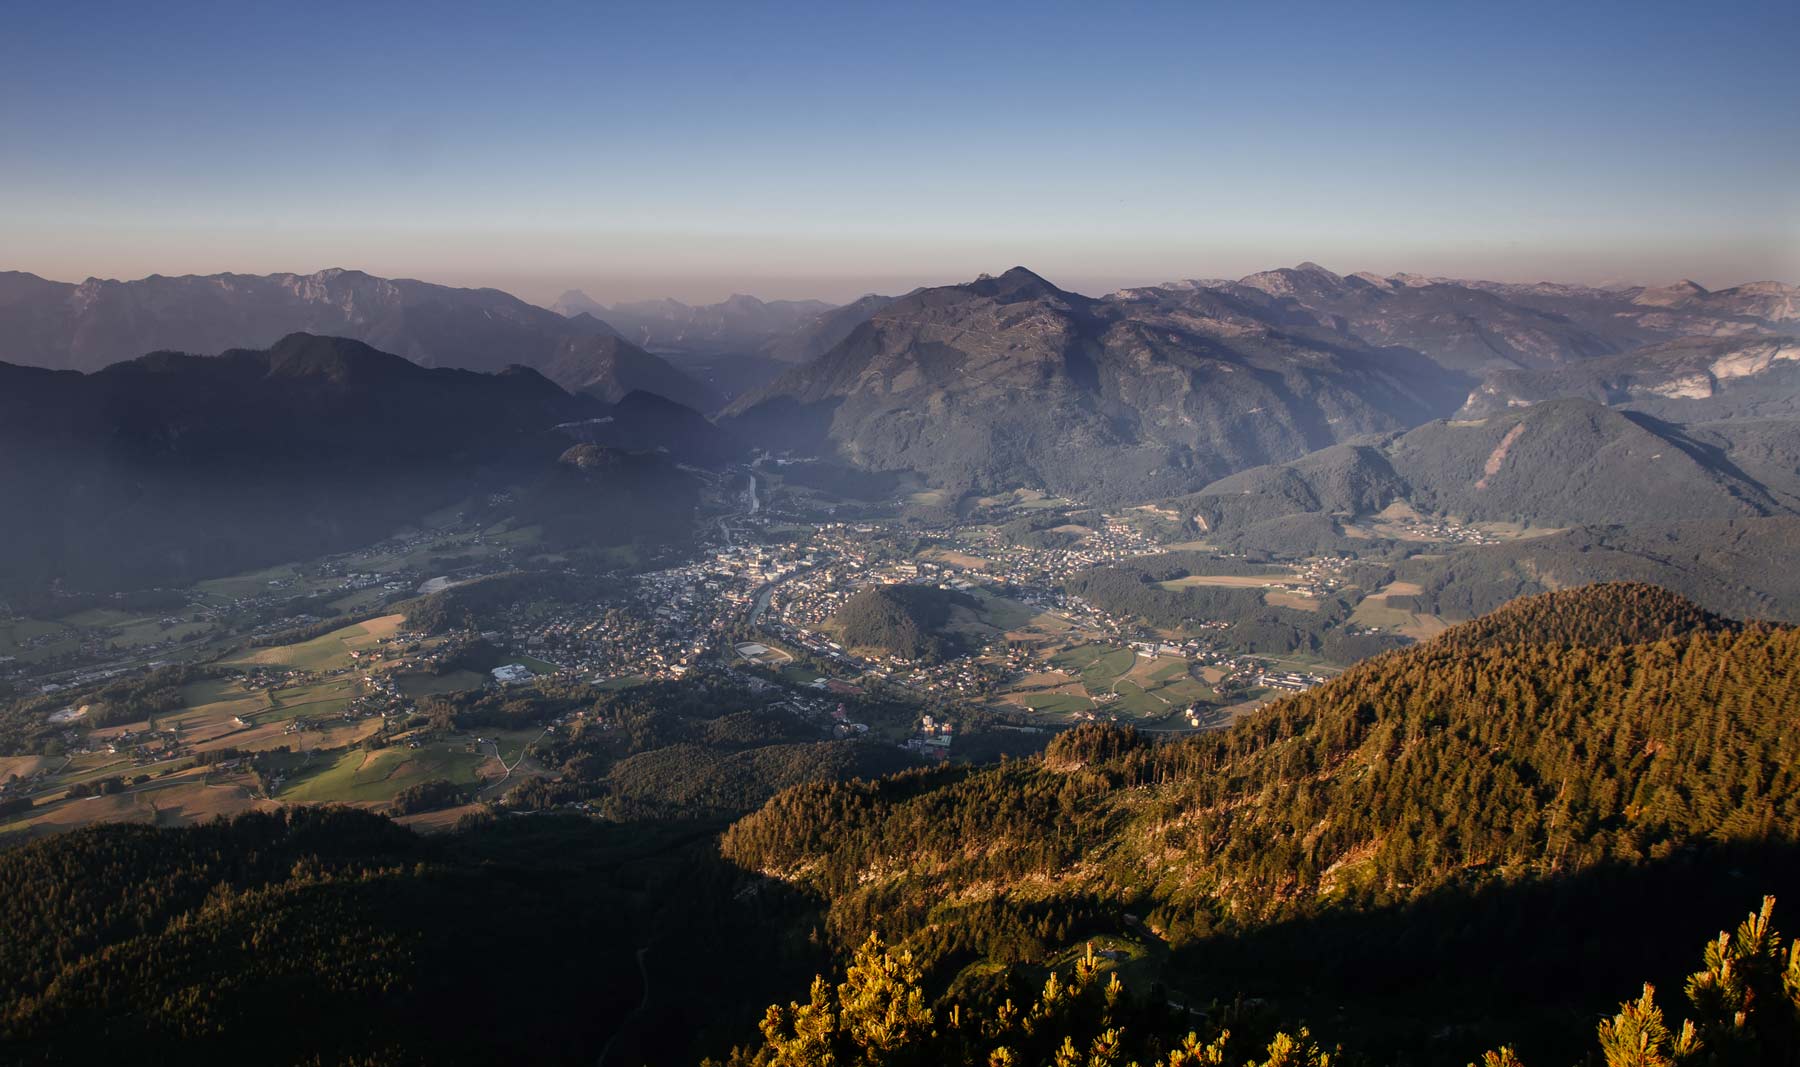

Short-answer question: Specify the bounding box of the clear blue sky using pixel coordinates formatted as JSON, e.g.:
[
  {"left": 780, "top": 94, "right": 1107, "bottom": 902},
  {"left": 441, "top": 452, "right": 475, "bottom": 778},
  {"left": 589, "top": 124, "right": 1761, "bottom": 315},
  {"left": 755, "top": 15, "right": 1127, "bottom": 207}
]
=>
[{"left": 4, "top": 0, "right": 1795, "bottom": 303}]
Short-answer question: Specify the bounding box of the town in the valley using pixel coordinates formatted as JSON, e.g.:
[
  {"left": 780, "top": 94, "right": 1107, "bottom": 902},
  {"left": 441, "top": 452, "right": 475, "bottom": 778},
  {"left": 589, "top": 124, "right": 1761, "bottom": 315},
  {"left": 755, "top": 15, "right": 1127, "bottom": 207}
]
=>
[{"left": 0, "top": 461, "right": 1489, "bottom": 836}]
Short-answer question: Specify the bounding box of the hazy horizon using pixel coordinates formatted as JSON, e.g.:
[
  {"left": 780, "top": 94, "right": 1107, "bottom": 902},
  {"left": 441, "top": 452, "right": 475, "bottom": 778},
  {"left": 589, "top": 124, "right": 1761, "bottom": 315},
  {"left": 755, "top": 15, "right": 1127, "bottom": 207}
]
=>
[
  {"left": 8, "top": 255, "right": 1795, "bottom": 313},
  {"left": 5, "top": 0, "right": 1795, "bottom": 305}
]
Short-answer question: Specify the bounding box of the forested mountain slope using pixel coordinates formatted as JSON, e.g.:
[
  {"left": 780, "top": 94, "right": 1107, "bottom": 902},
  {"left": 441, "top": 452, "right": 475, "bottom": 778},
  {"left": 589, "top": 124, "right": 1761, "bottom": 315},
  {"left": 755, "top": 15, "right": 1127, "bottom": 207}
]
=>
[
  {"left": 720, "top": 583, "right": 1800, "bottom": 1059},
  {"left": 724, "top": 581, "right": 1798, "bottom": 968},
  {"left": 1395, "top": 517, "right": 1800, "bottom": 623},
  {"left": 1174, "top": 398, "right": 1793, "bottom": 541}
]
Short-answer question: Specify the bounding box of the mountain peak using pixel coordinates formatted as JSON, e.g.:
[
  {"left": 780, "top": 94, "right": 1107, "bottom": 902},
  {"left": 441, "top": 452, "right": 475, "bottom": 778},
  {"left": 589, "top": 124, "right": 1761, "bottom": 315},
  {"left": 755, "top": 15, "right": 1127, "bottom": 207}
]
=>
[
  {"left": 550, "top": 289, "right": 609, "bottom": 318},
  {"left": 1435, "top": 582, "right": 1729, "bottom": 650},
  {"left": 262, "top": 332, "right": 415, "bottom": 384},
  {"left": 1632, "top": 279, "right": 1711, "bottom": 308},
  {"left": 306, "top": 267, "right": 375, "bottom": 284},
  {"left": 965, "top": 266, "right": 1071, "bottom": 304}
]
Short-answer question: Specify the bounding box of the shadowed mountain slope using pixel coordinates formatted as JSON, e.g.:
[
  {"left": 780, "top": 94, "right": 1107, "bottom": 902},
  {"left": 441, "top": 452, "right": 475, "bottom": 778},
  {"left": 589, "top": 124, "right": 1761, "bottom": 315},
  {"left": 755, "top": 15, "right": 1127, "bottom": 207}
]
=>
[{"left": 0, "top": 334, "right": 704, "bottom": 592}]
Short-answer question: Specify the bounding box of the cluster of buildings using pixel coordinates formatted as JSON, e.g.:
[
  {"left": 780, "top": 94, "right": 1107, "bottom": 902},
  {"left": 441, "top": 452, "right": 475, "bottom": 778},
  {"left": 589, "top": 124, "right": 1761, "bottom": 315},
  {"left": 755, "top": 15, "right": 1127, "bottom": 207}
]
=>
[
  {"left": 1381, "top": 513, "right": 1502, "bottom": 546},
  {"left": 904, "top": 713, "right": 956, "bottom": 759},
  {"left": 1255, "top": 669, "right": 1328, "bottom": 692}
]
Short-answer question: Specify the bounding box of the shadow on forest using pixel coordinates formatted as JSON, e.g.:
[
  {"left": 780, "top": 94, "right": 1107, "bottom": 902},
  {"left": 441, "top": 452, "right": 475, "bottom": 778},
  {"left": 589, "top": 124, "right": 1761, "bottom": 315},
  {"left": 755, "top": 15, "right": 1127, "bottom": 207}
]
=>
[{"left": 1161, "top": 841, "right": 1800, "bottom": 1065}]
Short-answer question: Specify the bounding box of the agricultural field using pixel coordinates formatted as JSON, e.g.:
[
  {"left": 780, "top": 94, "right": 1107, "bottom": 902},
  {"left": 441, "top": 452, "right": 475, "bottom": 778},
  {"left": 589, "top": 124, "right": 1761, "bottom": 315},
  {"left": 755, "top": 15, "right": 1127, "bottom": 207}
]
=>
[
  {"left": 1349, "top": 581, "right": 1451, "bottom": 640},
  {"left": 918, "top": 547, "right": 991, "bottom": 570},
  {"left": 1010, "top": 643, "right": 1219, "bottom": 724},
  {"left": 220, "top": 614, "right": 405, "bottom": 672},
  {"left": 1262, "top": 589, "right": 1324, "bottom": 612},
  {"left": 148, "top": 675, "right": 380, "bottom": 756},
  {"left": 1019, "top": 692, "right": 1094, "bottom": 716},
  {"left": 0, "top": 617, "right": 78, "bottom": 663},
  {"left": 0, "top": 772, "right": 273, "bottom": 839},
  {"left": 1051, "top": 644, "right": 1136, "bottom": 693},
  {"left": 255, "top": 678, "right": 360, "bottom": 724},
  {"left": 1107, "top": 655, "right": 1216, "bottom": 719},
  {"left": 58, "top": 607, "right": 214, "bottom": 650},
  {"left": 278, "top": 743, "right": 489, "bottom": 806}
]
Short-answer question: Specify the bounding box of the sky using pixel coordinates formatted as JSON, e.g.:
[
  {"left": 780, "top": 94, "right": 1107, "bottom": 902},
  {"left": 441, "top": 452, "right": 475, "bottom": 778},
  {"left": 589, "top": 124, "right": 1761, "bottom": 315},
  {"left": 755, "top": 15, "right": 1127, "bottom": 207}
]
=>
[{"left": 3, "top": 0, "right": 1796, "bottom": 305}]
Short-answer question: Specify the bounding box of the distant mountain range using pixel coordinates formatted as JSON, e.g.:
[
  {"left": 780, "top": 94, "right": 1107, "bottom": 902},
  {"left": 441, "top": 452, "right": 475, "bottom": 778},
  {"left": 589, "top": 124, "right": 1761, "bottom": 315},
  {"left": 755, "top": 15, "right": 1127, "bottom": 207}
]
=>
[
  {"left": 550, "top": 289, "right": 838, "bottom": 360},
  {"left": 1152, "top": 263, "right": 1796, "bottom": 371},
  {"left": 0, "top": 268, "right": 719, "bottom": 411},
  {"left": 547, "top": 289, "right": 898, "bottom": 404},
  {"left": 0, "top": 333, "right": 720, "bottom": 592},
  {"left": 724, "top": 264, "right": 1798, "bottom": 503},
  {"left": 6, "top": 261, "right": 1796, "bottom": 512}
]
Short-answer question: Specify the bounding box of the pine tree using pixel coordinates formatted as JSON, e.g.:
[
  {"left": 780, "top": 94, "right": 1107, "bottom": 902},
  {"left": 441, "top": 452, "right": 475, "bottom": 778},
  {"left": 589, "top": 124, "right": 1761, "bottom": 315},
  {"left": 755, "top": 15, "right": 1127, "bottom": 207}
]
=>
[
  {"left": 1596, "top": 985, "right": 1701, "bottom": 1067},
  {"left": 1682, "top": 896, "right": 1800, "bottom": 1066}
]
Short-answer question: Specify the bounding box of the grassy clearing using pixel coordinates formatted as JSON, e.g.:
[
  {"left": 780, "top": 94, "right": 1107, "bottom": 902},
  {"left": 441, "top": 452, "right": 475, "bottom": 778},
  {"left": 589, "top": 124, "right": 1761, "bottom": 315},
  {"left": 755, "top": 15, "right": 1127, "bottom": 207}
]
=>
[
  {"left": 256, "top": 679, "right": 360, "bottom": 724},
  {"left": 165, "top": 678, "right": 265, "bottom": 728},
  {"left": 0, "top": 618, "right": 79, "bottom": 662},
  {"left": 1110, "top": 682, "right": 1169, "bottom": 717},
  {"left": 280, "top": 745, "right": 486, "bottom": 805},
  {"left": 1077, "top": 649, "right": 1136, "bottom": 693},
  {"left": 1020, "top": 693, "right": 1094, "bottom": 716},
  {"left": 1155, "top": 678, "right": 1214, "bottom": 704},
  {"left": 1147, "top": 659, "right": 1191, "bottom": 683},
  {"left": 1263, "top": 590, "right": 1323, "bottom": 612},
  {"left": 1349, "top": 583, "right": 1450, "bottom": 640},
  {"left": 1050, "top": 644, "right": 1108, "bottom": 671},
  {"left": 221, "top": 614, "right": 405, "bottom": 672}
]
